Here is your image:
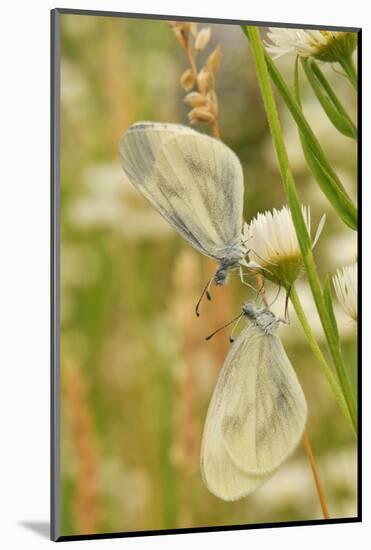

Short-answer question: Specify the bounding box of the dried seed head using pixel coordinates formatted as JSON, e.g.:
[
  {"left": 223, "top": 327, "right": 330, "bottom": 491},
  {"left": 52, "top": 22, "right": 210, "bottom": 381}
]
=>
[
  {"left": 188, "top": 106, "right": 215, "bottom": 125},
  {"left": 168, "top": 22, "right": 193, "bottom": 50},
  {"left": 184, "top": 92, "right": 207, "bottom": 107},
  {"left": 197, "top": 68, "right": 213, "bottom": 95},
  {"left": 206, "top": 91, "right": 218, "bottom": 116},
  {"left": 206, "top": 45, "right": 221, "bottom": 75},
  {"left": 174, "top": 28, "right": 188, "bottom": 50},
  {"left": 195, "top": 27, "right": 211, "bottom": 52},
  {"left": 167, "top": 19, "right": 221, "bottom": 134},
  {"left": 189, "top": 22, "right": 198, "bottom": 37},
  {"left": 180, "top": 68, "right": 196, "bottom": 91}
]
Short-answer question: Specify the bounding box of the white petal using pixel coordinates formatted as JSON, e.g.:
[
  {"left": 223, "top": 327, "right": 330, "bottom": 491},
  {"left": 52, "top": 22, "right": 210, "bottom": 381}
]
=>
[{"left": 312, "top": 213, "right": 326, "bottom": 249}]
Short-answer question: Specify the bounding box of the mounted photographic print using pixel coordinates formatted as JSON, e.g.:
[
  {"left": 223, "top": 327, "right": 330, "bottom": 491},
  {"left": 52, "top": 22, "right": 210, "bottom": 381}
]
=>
[{"left": 51, "top": 8, "right": 361, "bottom": 542}]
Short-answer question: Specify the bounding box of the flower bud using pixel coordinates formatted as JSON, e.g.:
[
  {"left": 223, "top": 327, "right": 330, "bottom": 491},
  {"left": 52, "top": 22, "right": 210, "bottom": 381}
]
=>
[{"left": 244, "top": 205, "right": 324, "bottom": 288}]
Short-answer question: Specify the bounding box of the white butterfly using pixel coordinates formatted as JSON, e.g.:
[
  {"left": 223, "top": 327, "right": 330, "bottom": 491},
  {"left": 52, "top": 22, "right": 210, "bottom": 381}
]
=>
[
  {"left": 119, "top": 122, "right": 247, "bottom": 313},
  {"left": 200, "top": 302, "right": 307, "bottom": 501}
]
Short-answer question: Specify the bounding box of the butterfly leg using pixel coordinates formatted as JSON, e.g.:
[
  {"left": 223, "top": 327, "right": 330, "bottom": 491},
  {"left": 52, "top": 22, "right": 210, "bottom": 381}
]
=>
[
  {"left": 278, "top": 286, "right": 292, "bottom": 325},
  {"left": 238, "top": 266, "right": 259, "bottom": 294},
  {"left": 268, "top": 281, "right": 282, "bottom": 308},
  {"left": 284, "top": 286, "right": 292, "bottom": 323}
]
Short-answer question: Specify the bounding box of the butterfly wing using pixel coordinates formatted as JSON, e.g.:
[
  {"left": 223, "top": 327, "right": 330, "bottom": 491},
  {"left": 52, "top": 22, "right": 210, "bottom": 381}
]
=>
[
  {"left": 222, "top": 326, "right": 307, "bottom": 475},
  {"left": 119, "top": 122, "right": 244, "bottom": 261},
  {"left": 200, "top": 327, "right": 273, "bottom": 500},
  {"left": 200, "top": 325, "right": 307, "bottom": 500},
  {"left": 200, "top": 412, "right": 272, "bottom": 501},
  {"left": 120, "top": 122, "right": 196, "bottom": 190}
]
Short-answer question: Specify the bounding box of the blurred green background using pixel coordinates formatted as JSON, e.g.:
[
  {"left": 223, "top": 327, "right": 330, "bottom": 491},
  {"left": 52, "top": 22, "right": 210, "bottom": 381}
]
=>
[{"left": 59, "top": 14, "right": 358, "bottom": 536}]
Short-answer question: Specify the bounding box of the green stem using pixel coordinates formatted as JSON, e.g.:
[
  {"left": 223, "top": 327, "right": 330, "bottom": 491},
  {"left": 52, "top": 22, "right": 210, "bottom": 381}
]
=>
[
  {"left": 339, "top": 55, "right": 358, "bottom": 90},
  {"left": 305, "top": 252, "right": 357, "bottom": 432},
  {"left": 290, "top": 287, "right": 354, "bottom": 432},
  {"left": 245, "top": 26, "right": 357, "bottom": 434}
]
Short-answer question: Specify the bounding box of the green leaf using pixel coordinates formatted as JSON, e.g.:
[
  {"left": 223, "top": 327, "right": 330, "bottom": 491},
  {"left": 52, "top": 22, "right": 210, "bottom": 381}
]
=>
[
  {"left": 293, "top": 58, "right": 357, "bottom": 230},
  {"left": 302, "top": 58, "right": 357, "bottom": 139},
  {"left": 242, "top": 28, "right": 358, "bottom": 231},
  {"left": 302, "top": 134, "right": 357, "bottom": 229}
]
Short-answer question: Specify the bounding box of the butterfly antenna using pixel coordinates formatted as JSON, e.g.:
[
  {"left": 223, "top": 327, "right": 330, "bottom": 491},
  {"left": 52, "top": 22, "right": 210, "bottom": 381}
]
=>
[
  {"left": 205, "top": 313, "right": 243, "bottom": 341},
  {"left": 229, "top": 314, "right": 244, "bottom": 343},
  {"left": 195, "top": 277, "right": 213, "bottom": 317}
]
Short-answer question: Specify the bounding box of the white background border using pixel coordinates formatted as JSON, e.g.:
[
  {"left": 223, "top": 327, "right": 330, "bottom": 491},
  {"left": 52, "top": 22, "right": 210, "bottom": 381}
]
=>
[{"left": 0, "top": 1, "right": 368, "bottom": 548}]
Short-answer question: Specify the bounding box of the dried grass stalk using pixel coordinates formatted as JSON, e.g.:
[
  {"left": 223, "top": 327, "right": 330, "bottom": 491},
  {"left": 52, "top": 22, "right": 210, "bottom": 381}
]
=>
[
  {"left": 63, "top": 360, "right": 101, "bottom": 534},
  {"left": 167, "top": 21, "right": 221, "bottom": 138}
]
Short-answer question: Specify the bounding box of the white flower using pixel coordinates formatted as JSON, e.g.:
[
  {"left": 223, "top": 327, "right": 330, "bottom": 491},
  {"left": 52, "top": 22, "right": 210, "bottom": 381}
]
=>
[
  {"left": 333, "top": 263, "right": 357, "bottom": 322},
  {"left": 243, "top": 205, "right": 325, "bottom": 287},
  {"left": 265, "top": 28, "right": 357, "bottom": 62}
]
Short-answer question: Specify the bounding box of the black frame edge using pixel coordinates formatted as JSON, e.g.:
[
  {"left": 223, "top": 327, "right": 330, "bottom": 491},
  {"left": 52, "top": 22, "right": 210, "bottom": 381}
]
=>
[
  {"left": 51, "top": 7, "right": 61, "bottom": 543},
  {"left": 57, "top": 517, "right": 361, "bottom": 542},
  {"left": 53, "top": 7, "right": 361, "bottom": 32},
  {"left": 356, "top": 28, "right": 362, "bottom": 522}
]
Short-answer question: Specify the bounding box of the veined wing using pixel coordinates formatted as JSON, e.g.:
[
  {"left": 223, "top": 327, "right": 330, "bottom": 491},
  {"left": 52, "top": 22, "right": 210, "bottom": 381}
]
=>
[
  {"left": 200, "top": 326, "right": 269, "bottom": 500},
  {"left": 120, "top": 122, "right": 197, "bottom": 185},
  {"left": 223, "top": 326, "right": 307, "bottom": 475},
  {"left": 202, "top": 325, "right": 307, "bottom": 479},
  {"left": 152, "top": 132, "right": 244, "bottom": 260},
  {"left": 120, "top": 122, "right": 244, "bottom": 261},
  {"left": 200, "top": 406, "right": 273, "bottom": 501}
]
